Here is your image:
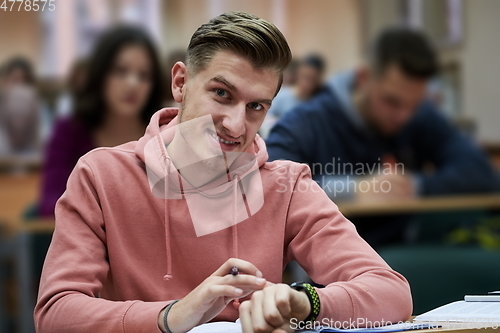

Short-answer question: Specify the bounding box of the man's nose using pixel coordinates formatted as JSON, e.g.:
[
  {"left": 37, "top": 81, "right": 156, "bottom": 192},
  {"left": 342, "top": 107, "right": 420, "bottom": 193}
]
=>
[{"left": 221, "top": 103, "right": 246, "bottom": 138}]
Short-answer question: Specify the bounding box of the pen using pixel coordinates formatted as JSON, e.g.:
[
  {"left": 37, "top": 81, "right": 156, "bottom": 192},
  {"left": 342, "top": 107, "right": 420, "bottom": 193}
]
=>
[{"left": 230, "top": 266, "right": 239, "bottom": 276}]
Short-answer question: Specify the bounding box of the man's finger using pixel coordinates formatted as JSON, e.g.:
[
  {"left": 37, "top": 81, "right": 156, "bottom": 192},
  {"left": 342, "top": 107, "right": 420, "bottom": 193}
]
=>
[
  {"left": 217, "top": 273, "right": 267, "bottom": 291},
  {"left": 262, "top": 286, "right": 286, "bottom": 328},
  {"left": 274, "top": 285, "right": 292, "bottom": 318},
  {"left": 207, "top": 284, "right": 243, "bottom": 298},
  {"left": 250, "top": 291, "right": 275, "bottom": 332},
  {"left": 239, "top": 300, "right": 254, "bottom": 333},
  {"left": 213, "top": 258, "right": 263, "bottom": 278}
]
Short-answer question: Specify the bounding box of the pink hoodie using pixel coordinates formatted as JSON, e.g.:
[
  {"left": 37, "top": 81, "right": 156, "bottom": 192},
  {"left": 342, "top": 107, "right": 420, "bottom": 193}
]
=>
[{"left": 34, "top": 108, "right": 412, "bottom": 333}]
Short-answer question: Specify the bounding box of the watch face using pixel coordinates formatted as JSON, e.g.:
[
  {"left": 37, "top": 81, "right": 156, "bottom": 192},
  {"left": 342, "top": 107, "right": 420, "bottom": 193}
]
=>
[{"left": 290, "top": 282, "right": 307, "bottom": 291}]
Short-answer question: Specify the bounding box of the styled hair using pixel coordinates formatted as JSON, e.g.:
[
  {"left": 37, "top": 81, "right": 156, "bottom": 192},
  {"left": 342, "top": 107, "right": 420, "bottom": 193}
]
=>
[
  {"left": 370, "top": 27, "right": 439, "bottom": 79},
  {"left": 186, "top": 12, "right": 292, "bottom": 93},
  {"left": 75, "top": 25, "right": 165, "bottom": 130}
]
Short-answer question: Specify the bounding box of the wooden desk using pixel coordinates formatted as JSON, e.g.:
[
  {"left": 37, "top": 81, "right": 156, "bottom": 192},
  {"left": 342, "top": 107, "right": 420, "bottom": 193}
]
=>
[
  {"left": 0, "top": 154, "right": 42, "bottom": 173},
  {"left": 337, "top": 194, "right": 500, "bottom": 217},
  {"left": 7, "top": 194, "right": 500, "bottom": 234},
  {"left": 18, "top": 219, "right": 55, "bottom": 233},
  {"left": 0, "top": 173, "right": 39, "bottom": 233}
]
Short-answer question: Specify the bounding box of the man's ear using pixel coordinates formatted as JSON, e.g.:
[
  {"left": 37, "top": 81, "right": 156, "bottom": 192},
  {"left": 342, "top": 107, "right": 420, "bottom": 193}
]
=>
[{"left": 171, "top": 61, "right": 188, "bottom": 103}]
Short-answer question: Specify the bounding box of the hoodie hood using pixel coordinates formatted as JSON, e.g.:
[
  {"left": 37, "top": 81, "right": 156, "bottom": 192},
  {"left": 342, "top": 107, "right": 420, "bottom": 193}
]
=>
[{"left": 135, "top": 108, "right": 266, "bottom": 290}]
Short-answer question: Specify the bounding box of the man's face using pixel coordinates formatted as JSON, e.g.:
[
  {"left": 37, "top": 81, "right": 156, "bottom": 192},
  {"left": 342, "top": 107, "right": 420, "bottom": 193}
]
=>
[
  {"left": 296, "top": 65, "right": 322, "bottom": 99},
  {"left": 362, "top": 64, "right": 427, "bottom": 136},
  {"left": 172, "top": 50, "right": 279, "bottom": 160}
]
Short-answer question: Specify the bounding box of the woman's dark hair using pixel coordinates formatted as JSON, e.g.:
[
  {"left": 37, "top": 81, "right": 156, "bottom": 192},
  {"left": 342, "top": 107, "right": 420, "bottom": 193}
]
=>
[
  {"left": 74, "top": 25, "right": 165, "bottom": 130},
  {"left": 67, "top": 58, "right": 89, "bottom": 95}
]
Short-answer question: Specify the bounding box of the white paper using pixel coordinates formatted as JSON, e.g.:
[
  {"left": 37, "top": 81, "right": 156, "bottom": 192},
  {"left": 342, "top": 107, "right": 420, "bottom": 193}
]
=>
[
  {"left": 414, "top": 300, "right": 500, "bottom": 322},
  {"left": 187, "top": 321, "right": 242, "bottom": 333}
]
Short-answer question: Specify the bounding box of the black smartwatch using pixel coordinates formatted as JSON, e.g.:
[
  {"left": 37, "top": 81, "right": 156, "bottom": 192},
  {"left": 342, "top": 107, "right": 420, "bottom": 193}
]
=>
[{"left": 290, "top": 282, "right": 321, "bottom": 323}]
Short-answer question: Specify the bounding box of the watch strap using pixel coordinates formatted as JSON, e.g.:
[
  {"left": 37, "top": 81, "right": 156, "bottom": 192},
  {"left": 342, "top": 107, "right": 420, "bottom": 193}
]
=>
[{"left": 290, "top": 282, "right": 321, "bottom": 323}]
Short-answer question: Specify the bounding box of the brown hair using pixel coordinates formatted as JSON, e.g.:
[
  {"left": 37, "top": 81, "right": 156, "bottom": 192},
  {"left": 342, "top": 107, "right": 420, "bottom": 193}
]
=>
[{"left": 187, "top": 11, "right": 292, "bottom": 94}]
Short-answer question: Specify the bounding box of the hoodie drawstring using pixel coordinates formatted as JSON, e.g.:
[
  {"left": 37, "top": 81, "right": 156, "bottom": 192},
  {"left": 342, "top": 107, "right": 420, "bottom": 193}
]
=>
[
  {"left": 232, "top": 175, "right": 240, "bottom": 259},
  {"left": 163, "top": 155, "right": 173, "bottom": 281},
  {"left": 232, "top": 174, "right": 241, "bottom": 310}
]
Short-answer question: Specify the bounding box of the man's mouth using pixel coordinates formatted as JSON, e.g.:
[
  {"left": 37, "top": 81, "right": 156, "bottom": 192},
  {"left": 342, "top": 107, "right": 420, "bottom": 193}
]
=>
[
  {"left": 207, "top": 130, "right": 241, "bottom": 151},
  {"left": 209, "top": 131, "right": 239, "bottom": 144}
]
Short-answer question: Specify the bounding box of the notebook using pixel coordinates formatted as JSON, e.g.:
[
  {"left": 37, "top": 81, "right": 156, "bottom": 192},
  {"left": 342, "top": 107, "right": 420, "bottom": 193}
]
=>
[{"left": 414, "top": 300, "right": 500, "bottom": 324}]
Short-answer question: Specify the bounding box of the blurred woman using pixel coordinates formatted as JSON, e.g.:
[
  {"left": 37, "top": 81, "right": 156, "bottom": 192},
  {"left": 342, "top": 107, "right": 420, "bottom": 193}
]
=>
[
  {"left": 39, "top": 25, "right": 165, "bottom": 217},
  {"left": 0, "top": 57, "right": 40, "bottom": 154}
]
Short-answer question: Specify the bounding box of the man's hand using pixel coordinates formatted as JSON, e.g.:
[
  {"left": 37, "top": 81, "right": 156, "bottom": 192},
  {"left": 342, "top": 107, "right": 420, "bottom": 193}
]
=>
[
  {"left": 356, "top": 173, "right": 415, "bottom": 201},
  {"left": 355, "top": 155, "right": 416, "bottom": 201},
  {"left": 239, "top": 284, "right": 311, "bottom": 333},
  {"left": 158, "top": 258, "right": 267, "bottom": 333}
]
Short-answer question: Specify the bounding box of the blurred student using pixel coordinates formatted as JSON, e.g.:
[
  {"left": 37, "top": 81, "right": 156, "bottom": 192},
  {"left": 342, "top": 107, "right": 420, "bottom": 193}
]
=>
[
  {"left": 38, "top": 26, "right": 165, "bottom": 217},
  {"left": 0, "top": 57, "right": 40, "bottom": 155},
  {"left": 54, "top": 58, "right": 88, "bottom": 119},
  {"left": 260, "top": 54, "right": 325, "bottom": 139},
  {"left": 267, "top": 27, "right": 500, "bottom": 246}
]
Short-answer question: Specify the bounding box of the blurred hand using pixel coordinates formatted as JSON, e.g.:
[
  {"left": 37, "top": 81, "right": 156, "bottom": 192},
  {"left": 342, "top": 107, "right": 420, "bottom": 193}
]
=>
[
  {"left": 239, "top": 283, "right": 311, "bottom": 333},
  {"left": 356, "top": 173, "right": 415, "bottom": 201},
  {"left": 356, "top": 155, "right": 415, "bottom": 201},
  {"left": 159, "top": 258, "right": 267, "bottom": 333}
]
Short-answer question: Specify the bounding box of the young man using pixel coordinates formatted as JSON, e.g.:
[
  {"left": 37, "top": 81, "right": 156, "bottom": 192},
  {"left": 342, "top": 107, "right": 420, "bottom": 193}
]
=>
[
  {"left": 267, "top": 27, "right": 500, "bottom": 246},
  {"left": 34, "top": 13, "right": 412, "bottom": 333}
]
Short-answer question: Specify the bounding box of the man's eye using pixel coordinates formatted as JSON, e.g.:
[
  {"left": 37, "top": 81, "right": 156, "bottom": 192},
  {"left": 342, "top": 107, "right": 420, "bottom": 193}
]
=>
[
  {"left": 248, "top": 102, "right": 264, "bottom": 111},
  {"left": 215, "top": 89, "right": 228, "bottom": 98}
]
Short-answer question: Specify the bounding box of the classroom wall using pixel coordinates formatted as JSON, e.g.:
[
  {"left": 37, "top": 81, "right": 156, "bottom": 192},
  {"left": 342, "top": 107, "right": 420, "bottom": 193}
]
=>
[
  {"left": 361, "top": 0, "right": 402, "bottom": 43},
  {"left": 0, "top": 10, "right": 40, "bottom": 69},
  {"left": 285, "top": 0, "right": 363, "bottom": 73},
  {"left": 160, "top": 0, "right": 363, "bottom": 74},
  {"left": 461, "top": 0, "right": 500, "bottom": 142}
]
